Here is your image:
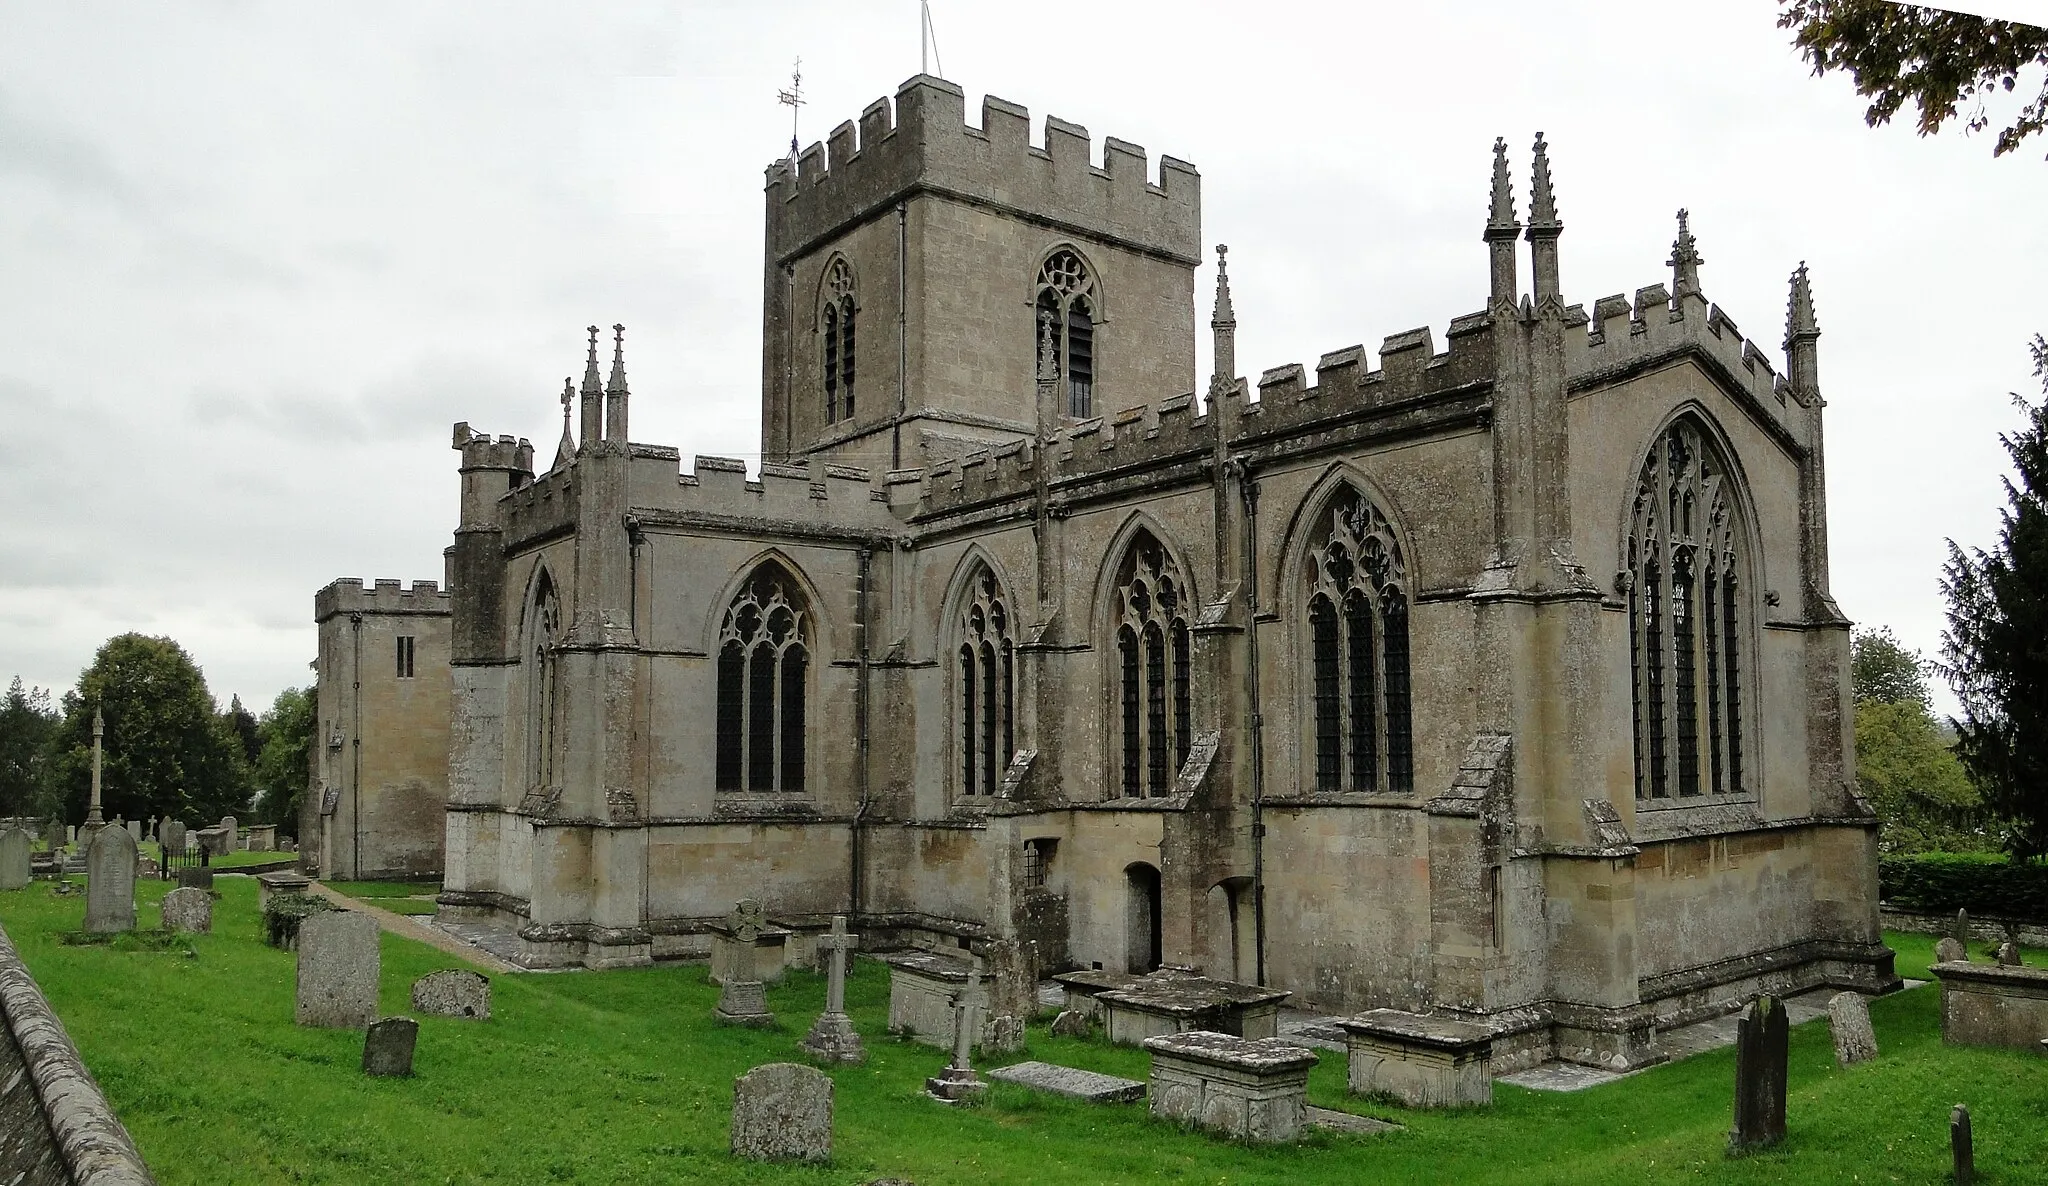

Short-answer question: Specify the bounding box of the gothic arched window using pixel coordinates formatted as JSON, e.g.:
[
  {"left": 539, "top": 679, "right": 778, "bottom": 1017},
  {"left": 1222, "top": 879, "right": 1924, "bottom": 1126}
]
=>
[
  {"left": 1110, "top": 529, "right": 1192, "bottom": 797},
  {"left": 1035, "top": 249, "right": 1097, "bottom": 418},
  {"left": 1303, "top": 487, "right": 1413, "bottom": 794},
  {"left": 957, "top": 565, "right": 1015, "bottom": 798},
  {"left": 822, "top": 257, "right": 856, "bottom": 424},
  {"left": 715, "top": 562, "right": 810, "bottom": 793},
  {"left": 1628, "top": 416, "right": 1749, "bottom": 800},
  {"left": 525, "top": 570, "right": 562, "bottom": 791}
]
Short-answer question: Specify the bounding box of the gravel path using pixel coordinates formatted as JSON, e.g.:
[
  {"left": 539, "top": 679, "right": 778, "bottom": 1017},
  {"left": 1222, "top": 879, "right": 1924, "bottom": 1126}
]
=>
[{"left": 304, "top": 880, "right": 522, "bottom": 974}]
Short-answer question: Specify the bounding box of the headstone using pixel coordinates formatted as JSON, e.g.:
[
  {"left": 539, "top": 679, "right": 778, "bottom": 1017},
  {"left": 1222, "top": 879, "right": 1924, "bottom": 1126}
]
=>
[
  {"left": 1728, "top": 995, "right": 1788, "bottom": 1155},
  {"left": 296, "top": 910, "right": 380, "bottom": 1028},
  {"left": 160, "top": 886, "right": 213, "bottom": 934},
  {"left": 926, "top": 955, "right": 990, "bottom": 1102},
  {"left": 981, "top": 1013, "right": 1025, "bottom": 1054},
  {"left": 83, "top": 824, "right": 138, "bottom": 933},
  {"left": 148, "top": 816, "right": 160, "bottom": 842},
  {"left": 178, "top": 865, "right": 214, "bottom": 890},
  {"left": 1952, "top": 908, "right": 1970, "bottom": 946},
  {"left": 0, "top": 827, "right": 30, "bottom": 891},
  {"left": 220, "top": 815, "right": 239, "bottom": 850},
  {"left": 1827, "top": 992, "right": 1877, "bottom": 1065},
  {"left": 1951, "top": 1104, "right": 1973, "bottom": 1185},
  {"left": 731, "top": 1062, "right": 833, "bottom": 1163},
  {"left": 411, "top": 969, "right": 491, "bottom": 1020},
  {"left": 1936, "top": 937, "right": 1968, "bottom": 965},
  {"left": 162, "top": 820, "right": 185, "bottom": 856},
  {"left": 714, "top": 899, "right": 775, "bottom": 1028},
  {"left": 125, "top": 819, "right": 141, "bottom": 842},
  {"left": 67, "top": 826, "right": 77, "bottom": 845},
  {"left": 800, "top": 914, "right": 865, "bottom": 1063},
  {"left": 1996, "top": 940, "right": 2022, "bottom": 967},
  {"left": 1050, "top": 1009, "right": 1092, "bottom": 1038},
  {"left": 362, "top": 1017, "right": 419, "bottom": 1077}
]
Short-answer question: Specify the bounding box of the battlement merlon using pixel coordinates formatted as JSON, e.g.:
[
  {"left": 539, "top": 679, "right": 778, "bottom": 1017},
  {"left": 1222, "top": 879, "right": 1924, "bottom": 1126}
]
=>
[
  {"left": 764, "top": 75, "right": 1201, "bottom": 266},
  {"left": 315, "top": 578, "right": 453, "bottom": 623},
  {"left": 454, "top": 422, "right": 535, "bottom": 531}
]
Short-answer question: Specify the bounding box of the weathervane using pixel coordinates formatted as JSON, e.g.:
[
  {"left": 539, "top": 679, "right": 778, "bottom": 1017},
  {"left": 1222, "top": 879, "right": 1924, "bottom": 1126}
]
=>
[{"left": 777, "top": 57, "right": 805, "bottom": 161}]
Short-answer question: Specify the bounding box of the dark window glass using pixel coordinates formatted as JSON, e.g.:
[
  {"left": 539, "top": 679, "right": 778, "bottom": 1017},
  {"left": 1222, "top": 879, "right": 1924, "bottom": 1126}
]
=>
[
  {"left": 823, "top": 304, "right": 839, "bottom": 422},
  {"left": 780, "top": 646, "right": 807, "bottom": 792},
  {"left": 1311, "top": 595, "right": 1340, "bottom": 792},
  {"left": 1344, "top": 590, "right": 1377, "bottom": 791},
  {"left": 982, "top": 641, "right": 999, "bottom": 794},
  {"left": 716, "top": 642, "right": 744, "bottom": 790},
  {"left": 961, "top": 645, "right": 977, "bottom": 794},
  {"left": 1145, "top": 623, "right": 1168, "bottom": 795},
  {"left": 1170, "top": 622, "right": 1191, "bottom": 774},
  {"left": 1724, "top": 574, "right": 1743, "bottom": 793},
  {"left": 747, "top": 643, "right": 776, "bottom": 791},
  {"left": 1646, "top": 562, "right": 1667, "bottom": 798},
  {"left": 1119, "top": 627, "right": 1140, "bottom": 798},
  {"left": 1382, "top": 590, "right": 1413, "bottom": 794}
]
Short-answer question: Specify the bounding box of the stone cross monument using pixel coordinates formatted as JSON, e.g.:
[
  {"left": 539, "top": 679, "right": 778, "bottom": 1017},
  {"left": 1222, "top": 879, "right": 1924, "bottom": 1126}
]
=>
[
  {"left": 925, "top": 954, "right": 990, "bottom": 1102},
  {"left": 85, "top": 705, "right": 105, "bottom": 828},
  {"left": 800, "top": 915, "right": 865, "bottom": 1064},
  {"left": 714, "top": 899, "right": 775, "bottom": 1028}
]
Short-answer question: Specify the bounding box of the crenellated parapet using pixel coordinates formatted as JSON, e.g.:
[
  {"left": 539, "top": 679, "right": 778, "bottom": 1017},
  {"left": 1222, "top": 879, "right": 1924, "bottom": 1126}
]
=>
[
  {"left": 765, "top": 74, "right": 1201, "bottom": 265},
  {"left": 315, "top": 578, "right": 452, "bottom": 622}
]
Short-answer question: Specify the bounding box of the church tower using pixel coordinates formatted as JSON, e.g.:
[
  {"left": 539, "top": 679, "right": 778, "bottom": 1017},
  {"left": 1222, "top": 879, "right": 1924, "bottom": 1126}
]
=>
[{"left": 760, "top": 75, "right": 1202, "bottom": 468}]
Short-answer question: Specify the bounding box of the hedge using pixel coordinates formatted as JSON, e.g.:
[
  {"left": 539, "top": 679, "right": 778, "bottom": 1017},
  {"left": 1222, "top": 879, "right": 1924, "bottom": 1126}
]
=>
[{"left": 1879, "top": 851, "right": 2048, "bottom": 919}]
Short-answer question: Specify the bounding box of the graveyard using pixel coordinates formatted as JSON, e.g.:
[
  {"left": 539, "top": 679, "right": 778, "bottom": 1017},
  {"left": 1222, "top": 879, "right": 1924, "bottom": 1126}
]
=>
[{"left": 1, "top": 871, "right": 2044, "bottom": 1185}]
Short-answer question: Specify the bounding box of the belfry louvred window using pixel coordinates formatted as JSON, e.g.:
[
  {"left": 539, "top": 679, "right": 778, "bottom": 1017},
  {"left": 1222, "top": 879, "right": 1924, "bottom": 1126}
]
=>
[
  {"left": 1035, "top": 249, "right": 1097, "bottom": 418},
  {"left": 1111, "top": 529, "right": 1193, "bottom": 798},
  {"left": 715, "top": 562, "right": 810, "bottom": 793},
  {"left": 956, "top": 566, "right": 1015, "bottom": 798},
  {"left": 1304, "top": 486, "right": 1413, "bottom": 794},
  {"left": 525, "top": 572, "right": 562, "bottom": 790},
  {"left": 1628, "top": 417, "right": 1748, "bottom": 801},
  {"left": 822, "top": 257, "right": 856, "bottom": 423}
]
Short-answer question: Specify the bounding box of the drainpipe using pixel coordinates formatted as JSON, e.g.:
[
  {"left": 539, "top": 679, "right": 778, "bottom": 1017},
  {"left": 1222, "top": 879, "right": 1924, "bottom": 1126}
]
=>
[
  {"left": 892, "top": 202, "right": 907, "bottom": 470},
  {"left": 1234, "top": 458, "right": 1268, "bottom": 985},
  {"left": 851, "top": 545, "right": 874, "bottom": 919},
  {"left": 350, "top": 610, "right": 363, "bottom": 880}
]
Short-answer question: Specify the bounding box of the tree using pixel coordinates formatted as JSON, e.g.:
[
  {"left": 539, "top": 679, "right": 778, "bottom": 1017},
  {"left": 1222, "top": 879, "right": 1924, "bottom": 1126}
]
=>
[
  {"left": 223, "top": 694, "right": 262, "bottom": 768},
  {"left": 0, "top": 676, "right": 59, "bottom": 816},
  {"left": 1778, "top": 2, "right": 2048, "bottom": 158},
  {"left": 1851, "top": 626, "right": 1931, "bottom": 707},
  {"left": 1939, "top": 336, "right": 2048, "bottom": 861},
  {"left": 44, "top": 634, "right": 252, "bottom": 825},
  {"left": 253, "top": 685, "right": 316, "bottom": 840}
]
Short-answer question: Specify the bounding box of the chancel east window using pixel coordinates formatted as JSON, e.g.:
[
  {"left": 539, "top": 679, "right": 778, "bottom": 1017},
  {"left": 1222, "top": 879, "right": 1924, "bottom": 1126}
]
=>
[
  {"left": 1111, "top": 529, "right": 1192, "bottom": 798},
  {"left": 957, "top": 566, "right": 1015, "bottom": 798},
  {"left": 525, "top": 573, "right": 562, "bottom": 789},
  {"left": 1304, "top": 486, "right": 1413, "bottom": 794},
  {"left": 1627, "top": 416, "right": 1749, "bottom": 801},
  {"left": 1035, "top": 249, "right": 1097, "bottom": 418},
  {"left": 822, "top": 257, "right": 856, "bottom": 423},
  {"left": 715, "top": 563, "right": 810, "bottom": 793}
]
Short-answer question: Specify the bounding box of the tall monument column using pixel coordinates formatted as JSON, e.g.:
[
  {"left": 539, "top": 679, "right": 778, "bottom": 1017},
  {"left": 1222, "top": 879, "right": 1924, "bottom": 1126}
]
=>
[{"left": 86, "top": 705, "right": 105, "bottom": 827}]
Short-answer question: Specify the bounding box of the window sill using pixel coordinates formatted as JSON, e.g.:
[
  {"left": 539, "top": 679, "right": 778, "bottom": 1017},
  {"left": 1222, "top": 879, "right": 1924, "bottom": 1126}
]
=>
[{"left": 1630, "top": 796, "right": 1762, "bottom": 841}]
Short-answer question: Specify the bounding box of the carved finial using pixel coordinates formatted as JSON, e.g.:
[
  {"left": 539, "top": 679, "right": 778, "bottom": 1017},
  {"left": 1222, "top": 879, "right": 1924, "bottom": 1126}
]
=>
[
  {"left": 1669, "top": 208, "right": 1704, "bottom": 303},
  {"left": 1528, "top": 132, "right": 1559, "bottom": 229},
  {"left": 1487, "top": 137, "right": 1517, "bottom": 230},
  {"left": 581, "top": 325, "right": 603, "bottom": 394},
  {"left": 554, "top": 377, "right": 575, "bottom": 468},
  {"left": 1211, "top": 244, "right": 1235, "bottom": 327},
  {"left": 607, "top": 324, "right": 628, "bottom": 393},
  {"left": 1036, "top": 310, "right": 1059, "bottom": 384},
  {"left": 1787, "top": 261, "right": 1818, "bottom": 341}
]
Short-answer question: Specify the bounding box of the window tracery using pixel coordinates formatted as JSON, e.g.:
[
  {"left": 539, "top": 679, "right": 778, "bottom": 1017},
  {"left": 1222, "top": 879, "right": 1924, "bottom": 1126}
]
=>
[
  {"left": 1110, "top": 530, "right": 1192, "bottom": 797},
  {"left": 1035, "top": 249, "right": 1097, "bottom": 418},
  {"left": 1627, "top": 417, "right": 1748, "bottom": 800},
  {"left": 956, "top": 565, "right": 1015, "bottom": 798},
  {"left": 1303, "top": 487, "right": 1413, "bottom": 794},
  {"left": 822, "top": 257, "right": 856, "bottom": 423},
  {"left": 716, "top": 563, "right": 810, "bottom": 793},
  {"left": 526, "top": 571, "right": 562, "bottom": 791}
]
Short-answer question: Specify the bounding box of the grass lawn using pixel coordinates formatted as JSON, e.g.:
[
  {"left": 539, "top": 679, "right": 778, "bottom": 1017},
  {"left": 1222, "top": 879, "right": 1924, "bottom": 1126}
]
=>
[
  {"left": 324, "top": 880, "right": 442, "bottom": 916},
  {"left": 2, "top": 878, "right": 2044, "bottom": 1185}
]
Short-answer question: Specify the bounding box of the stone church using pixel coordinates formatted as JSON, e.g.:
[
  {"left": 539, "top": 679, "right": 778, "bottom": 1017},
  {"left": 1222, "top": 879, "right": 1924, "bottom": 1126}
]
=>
[{"left": 313, "top": 73, "right": 1896, "bottom": 1069}]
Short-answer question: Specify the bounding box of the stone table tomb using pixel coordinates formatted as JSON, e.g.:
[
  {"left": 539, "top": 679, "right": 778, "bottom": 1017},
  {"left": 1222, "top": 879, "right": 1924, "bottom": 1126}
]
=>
[
  {"left": 1338, "top": 1009, "right": 1494, "bottom": 1107},
  {"left": 1096, "top": 968, "right": 1290, "bottom": 1046},
  {"left": 1933, "top": 958, "right": 2048, "bottom": 1051},
  {"left": 1143, "top": 1031, "right": 1319, "bottom": 1143},
  {"left": 882, "top": 949, "right": 991, "bottom": 1047}
]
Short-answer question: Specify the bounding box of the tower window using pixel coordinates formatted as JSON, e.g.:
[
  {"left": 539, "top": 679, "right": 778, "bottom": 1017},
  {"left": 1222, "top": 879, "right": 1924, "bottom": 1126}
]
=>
[
  {"left": 396, "top": 636, "right": 415, "bottom": 679},
  {"left": 822, "top": 256, "right": 856, "bottom": 423},
  {"left": 1303, "top": 487, "right": 1413, "bottom": 795},
  {"left": 1035, "top": 249, "right": 1098, "bottom": 418},
  {"left": 715, "top": 562, "right": 811, "bottom": 793}
]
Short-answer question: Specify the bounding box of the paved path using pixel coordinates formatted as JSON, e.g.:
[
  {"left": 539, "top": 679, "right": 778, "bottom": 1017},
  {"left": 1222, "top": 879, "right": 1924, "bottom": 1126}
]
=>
[{"left": 302, "top": 881, "right": 522, "bottom": 974}]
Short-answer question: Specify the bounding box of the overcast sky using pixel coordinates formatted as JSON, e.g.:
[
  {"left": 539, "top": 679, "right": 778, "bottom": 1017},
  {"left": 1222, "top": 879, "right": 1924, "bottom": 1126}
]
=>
[{"left": 3, "top": 1, "right": 2044, "bottom": 720}]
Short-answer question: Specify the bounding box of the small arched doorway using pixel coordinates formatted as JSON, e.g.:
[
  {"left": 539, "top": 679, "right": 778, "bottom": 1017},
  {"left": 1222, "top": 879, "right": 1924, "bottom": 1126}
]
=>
[{"left": 1125, "top": 862, "right": 1162, "bottom": 974}]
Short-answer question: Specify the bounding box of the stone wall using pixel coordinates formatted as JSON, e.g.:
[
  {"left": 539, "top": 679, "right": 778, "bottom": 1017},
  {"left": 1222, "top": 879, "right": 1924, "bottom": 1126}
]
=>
[{"left": 0, "top": 922, "right": 156, "bottom": 1185}]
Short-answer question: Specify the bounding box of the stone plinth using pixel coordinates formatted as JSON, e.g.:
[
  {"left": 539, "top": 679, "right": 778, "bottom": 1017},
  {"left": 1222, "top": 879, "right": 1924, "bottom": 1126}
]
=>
[
  {"left": 1933, "top": 959, "right": 2048, "bottom": 1052},
  {"left": 1142, "top": 1030, "right": 1318, "bottom": 1143},
  {"left": 1337, "top": 1009, "right": 1493, "bottom": 1107},
  {"left": 256, "top": 870, "right": 312, "bottom": 911},
  {"left": 707, "top": 920, "right": 792, "bottom": 986},
  {"left": 1096, "top": 969, "right": 1289, "bottom": 1046},
  {"left": 881, "top": 949, "right": 989, "bottom": 1047},
  {"left": 1051, "top": 968, "right": 1140, "bottom": 1020}
]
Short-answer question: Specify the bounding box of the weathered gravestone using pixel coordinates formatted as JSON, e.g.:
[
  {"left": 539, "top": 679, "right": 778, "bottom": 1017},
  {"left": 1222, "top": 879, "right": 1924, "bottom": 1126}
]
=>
[
  {"left": 412, "top": 969, "right": 491, "bottom": 1020},
  {"left": 1728, "top": 995, "right": 1788, "bottom": 1155},
  {"left": 981, "top": 1013, "right": 1025, "bottom": 1054},
  {"left": 801, "top": 915, "right": 865, "bottom": 1063},
  {"left": 1952, "top": 909, "right": 1970, "bottom": 946},
  {"left": 296, "top": 910, "right": 380, "bottom": 1028},
  {"left": 714, "top": 900, "right": 775, "bottom": 1028},
  {"left": 926, "top": 955, "right": 990, "bottom": 1103},
  {"left": 161, "top": 820, "right": 184, "bottom": 853},
  {"left": 1951, "top": 1104, "right": 1973, "bottom": 1186},
  {"left": 1827, "top": 992, "right": 1877, "bottom": 1065},
  {"left": 1050, "top": 1009, "right": 1092, "bottom": 1038},
  {"left": 0, "top": 827, "right": 30, "bottom": 890},
  {"left": 219, "top": 815, "right": 238, "bottom": 850},
  {"left": 1996, "top": 940, "right": 2022, "bottom": 967},
  {"left": 362, "top": 1017, "right": 419, "bottom": 1077},
  {"left": 160, "top": 886, "right": 213, "bottom": 934},
  {"left": 83, "top": 824, "right": 137, "bottom": 933},
  {"left": 125, "top": 819, "right": 141, "bottom": 842},
  {"left": 730, "top": 1062, "right": 833, "bottom": 1163},
  {"left": 1936, "top": 937, "right": 1969, "bottom": 965}
]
